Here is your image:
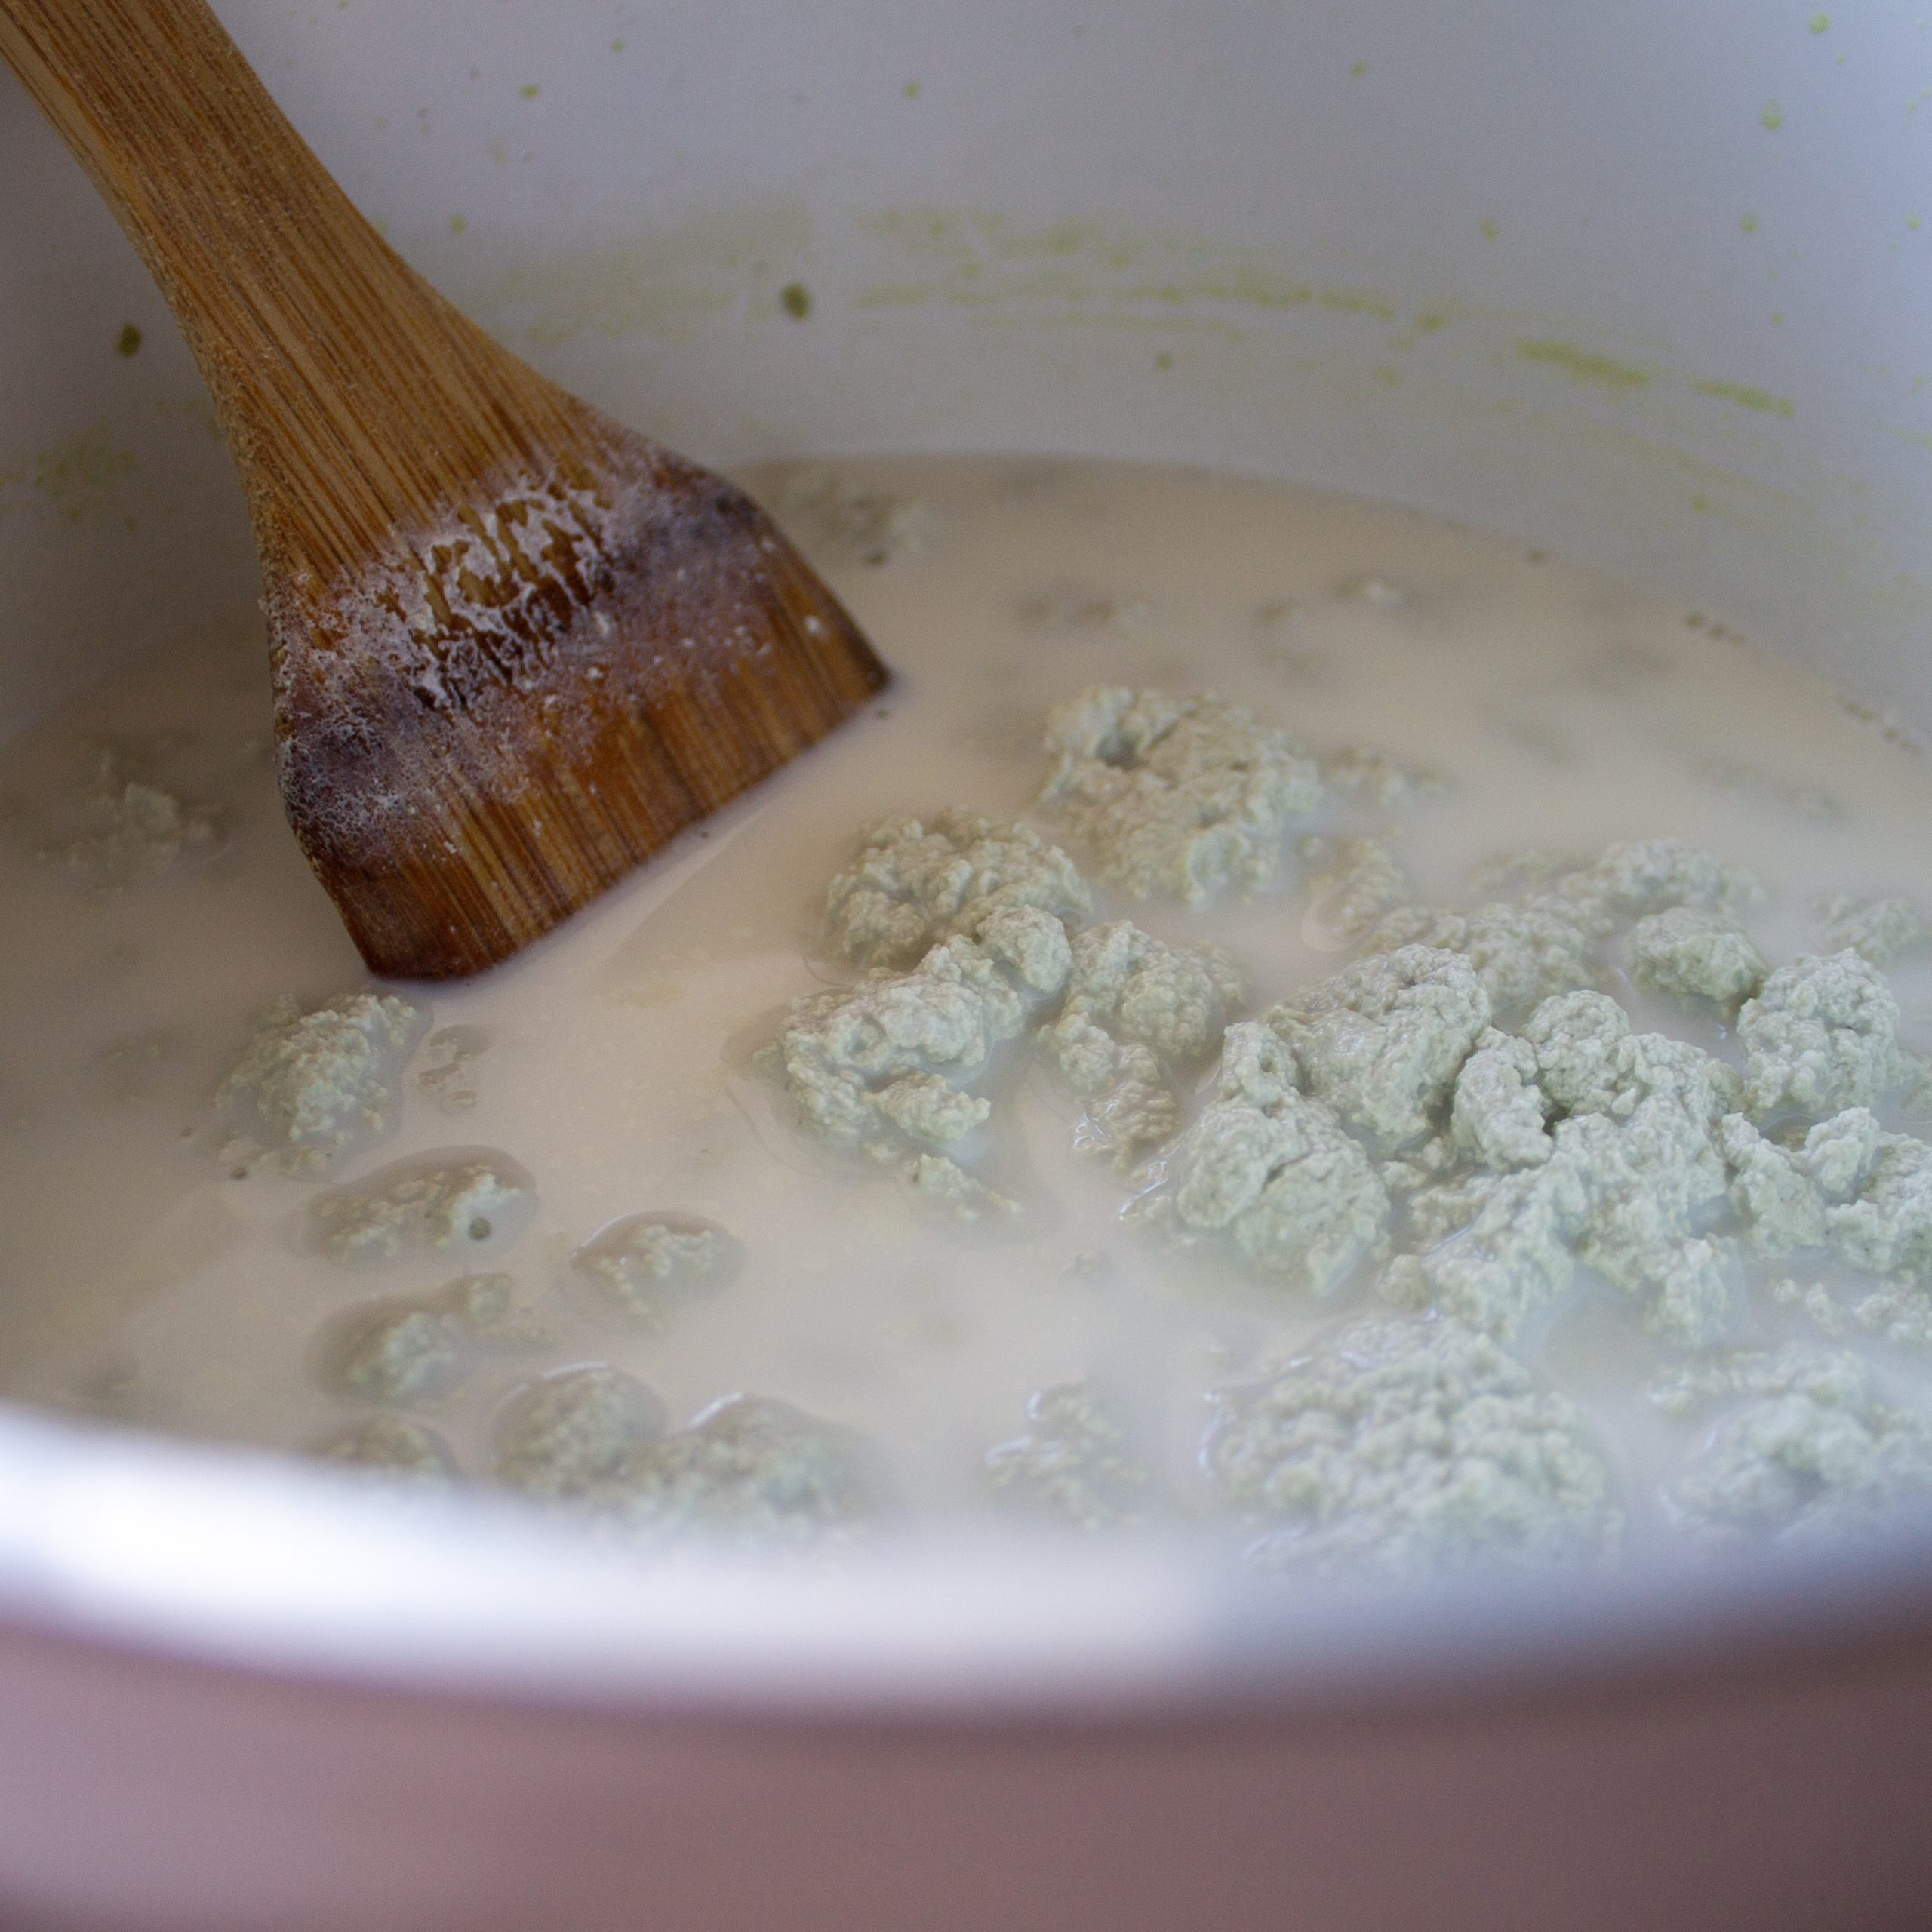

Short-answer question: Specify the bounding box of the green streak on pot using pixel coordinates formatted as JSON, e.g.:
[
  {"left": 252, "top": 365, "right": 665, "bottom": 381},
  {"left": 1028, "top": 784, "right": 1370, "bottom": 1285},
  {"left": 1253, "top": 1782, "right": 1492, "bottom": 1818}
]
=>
[
  {"left": 1517, "top": 340, "right": 1651, "bottom": 392},
  {"left": 1694, "top": 379, "right": 1796, "bottom": 418}
]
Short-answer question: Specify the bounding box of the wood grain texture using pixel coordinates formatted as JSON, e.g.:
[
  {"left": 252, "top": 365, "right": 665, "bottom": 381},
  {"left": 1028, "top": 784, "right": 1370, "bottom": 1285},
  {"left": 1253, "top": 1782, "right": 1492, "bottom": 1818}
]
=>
[{"left": 0, "top": 0, "right": 888, "bottom": 976}]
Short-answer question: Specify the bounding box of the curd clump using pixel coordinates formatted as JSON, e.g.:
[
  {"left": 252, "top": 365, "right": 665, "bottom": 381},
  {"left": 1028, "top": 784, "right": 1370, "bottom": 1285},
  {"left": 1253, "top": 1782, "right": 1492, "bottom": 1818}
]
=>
[
  {"left": 1653, "top": 1348, "right": 1932, "bottom": 1543},
  {"left": 824, "top": 811, "right": 1090, "bottom": 971},
  {"left": 323, "top": 1273, "right": 541, "bottom": 1405},
  {"left": 983, "top": 1382, "right": 1153, "bottom": 1529},
  {"left": 1036, "top": 686, "right": 1321, "bottom": 903},
  {"left": 571, "top": 1214, "right": 740, "bottom": 1326},
  {"left": 1035, "top": 920, "right": 1244, "bottom": 1169},
  {"left": 217, "top": 992, "right": 425, "bottom": 1176},
  {"left": 1142, "top": 1022, "right": 1389, "bottom": 1294},
  {"left": 308, "top": 1151, "right": 535, "bottom": 1265},
  {"left": 60, "top": 749, "right": 222, "bottom": 884},
  {"left": 1205, "top": 1317, "right": 1619, "bottom": 1576}
]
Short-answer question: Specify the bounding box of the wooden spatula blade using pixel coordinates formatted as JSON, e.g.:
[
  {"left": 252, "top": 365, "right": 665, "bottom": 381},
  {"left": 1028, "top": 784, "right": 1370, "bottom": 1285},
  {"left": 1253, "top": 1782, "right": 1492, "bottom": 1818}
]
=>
[{"left": 269, "top": 426, "right": 887, "bottom": 979}]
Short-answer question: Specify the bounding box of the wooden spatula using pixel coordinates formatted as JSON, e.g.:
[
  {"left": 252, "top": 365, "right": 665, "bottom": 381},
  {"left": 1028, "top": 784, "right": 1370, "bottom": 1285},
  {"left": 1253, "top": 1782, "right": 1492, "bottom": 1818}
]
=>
[{"left": 0, "top": 0, "right": 888, "bottom": 979}]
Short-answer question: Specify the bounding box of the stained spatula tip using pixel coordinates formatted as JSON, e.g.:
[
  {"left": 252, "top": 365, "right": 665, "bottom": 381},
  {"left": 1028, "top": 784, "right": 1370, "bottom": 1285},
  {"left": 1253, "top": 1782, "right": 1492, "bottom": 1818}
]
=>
[{"left": 271, "top": 426, "right": 888, "bottom": 980}]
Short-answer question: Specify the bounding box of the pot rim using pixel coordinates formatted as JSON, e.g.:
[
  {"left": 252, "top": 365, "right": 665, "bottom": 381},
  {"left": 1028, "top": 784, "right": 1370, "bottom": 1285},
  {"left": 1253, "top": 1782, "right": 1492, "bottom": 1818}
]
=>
[{"left": 3, "top": 1398, "right": 1930, "bottom": 1724}]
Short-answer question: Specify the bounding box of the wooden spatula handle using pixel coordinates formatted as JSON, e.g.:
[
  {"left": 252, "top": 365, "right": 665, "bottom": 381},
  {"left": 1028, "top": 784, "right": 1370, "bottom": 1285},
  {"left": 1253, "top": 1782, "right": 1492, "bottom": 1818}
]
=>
[{"left": 0, "top": 0, "right": 574, "bottom": 583}]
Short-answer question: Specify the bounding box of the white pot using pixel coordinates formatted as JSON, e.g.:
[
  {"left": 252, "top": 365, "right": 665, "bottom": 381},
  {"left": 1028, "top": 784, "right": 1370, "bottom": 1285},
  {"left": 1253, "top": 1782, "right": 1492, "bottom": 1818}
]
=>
[{"left": 3, "top": 4, "right": 1931, "bottom": 1926}]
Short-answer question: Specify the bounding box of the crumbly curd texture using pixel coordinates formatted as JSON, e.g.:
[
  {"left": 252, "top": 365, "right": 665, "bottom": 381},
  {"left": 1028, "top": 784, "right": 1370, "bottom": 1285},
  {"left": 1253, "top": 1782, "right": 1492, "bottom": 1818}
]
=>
[{"left": 9, "top": 456, "right": 1932, "bottom": 1577}]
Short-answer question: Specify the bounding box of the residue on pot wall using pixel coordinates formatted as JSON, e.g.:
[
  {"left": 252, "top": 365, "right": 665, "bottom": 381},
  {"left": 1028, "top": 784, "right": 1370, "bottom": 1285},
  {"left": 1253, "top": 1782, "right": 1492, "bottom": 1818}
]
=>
[
  {"left": 1518, "top": 341, "right": 1652, "bottom": 392},
  {"left": 1693, "top": 379, "right": 1796, "bottom": 419},
  {"left": 0, "top": 421, "right": 137, "bottom": 528},
  {"left": 449, "top": 198, "right": 819, "bottom": 348},
  {"left": 0, "top": 200, "right": 1919, "bottom": 771}
]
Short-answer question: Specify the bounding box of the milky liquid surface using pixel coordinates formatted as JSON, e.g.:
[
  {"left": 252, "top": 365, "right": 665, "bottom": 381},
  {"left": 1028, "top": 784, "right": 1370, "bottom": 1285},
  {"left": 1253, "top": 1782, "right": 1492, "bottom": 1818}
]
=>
[{"left": 5, "top": 456, "right": 1932, "bottom": 1561}]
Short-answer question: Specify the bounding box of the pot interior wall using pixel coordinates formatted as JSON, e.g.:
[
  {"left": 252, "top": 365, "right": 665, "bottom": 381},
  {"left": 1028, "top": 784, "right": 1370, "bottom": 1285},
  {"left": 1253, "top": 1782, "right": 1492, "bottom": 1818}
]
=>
[{"left": 3, "top": 1, "right": 1930, "bottom": 741}]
